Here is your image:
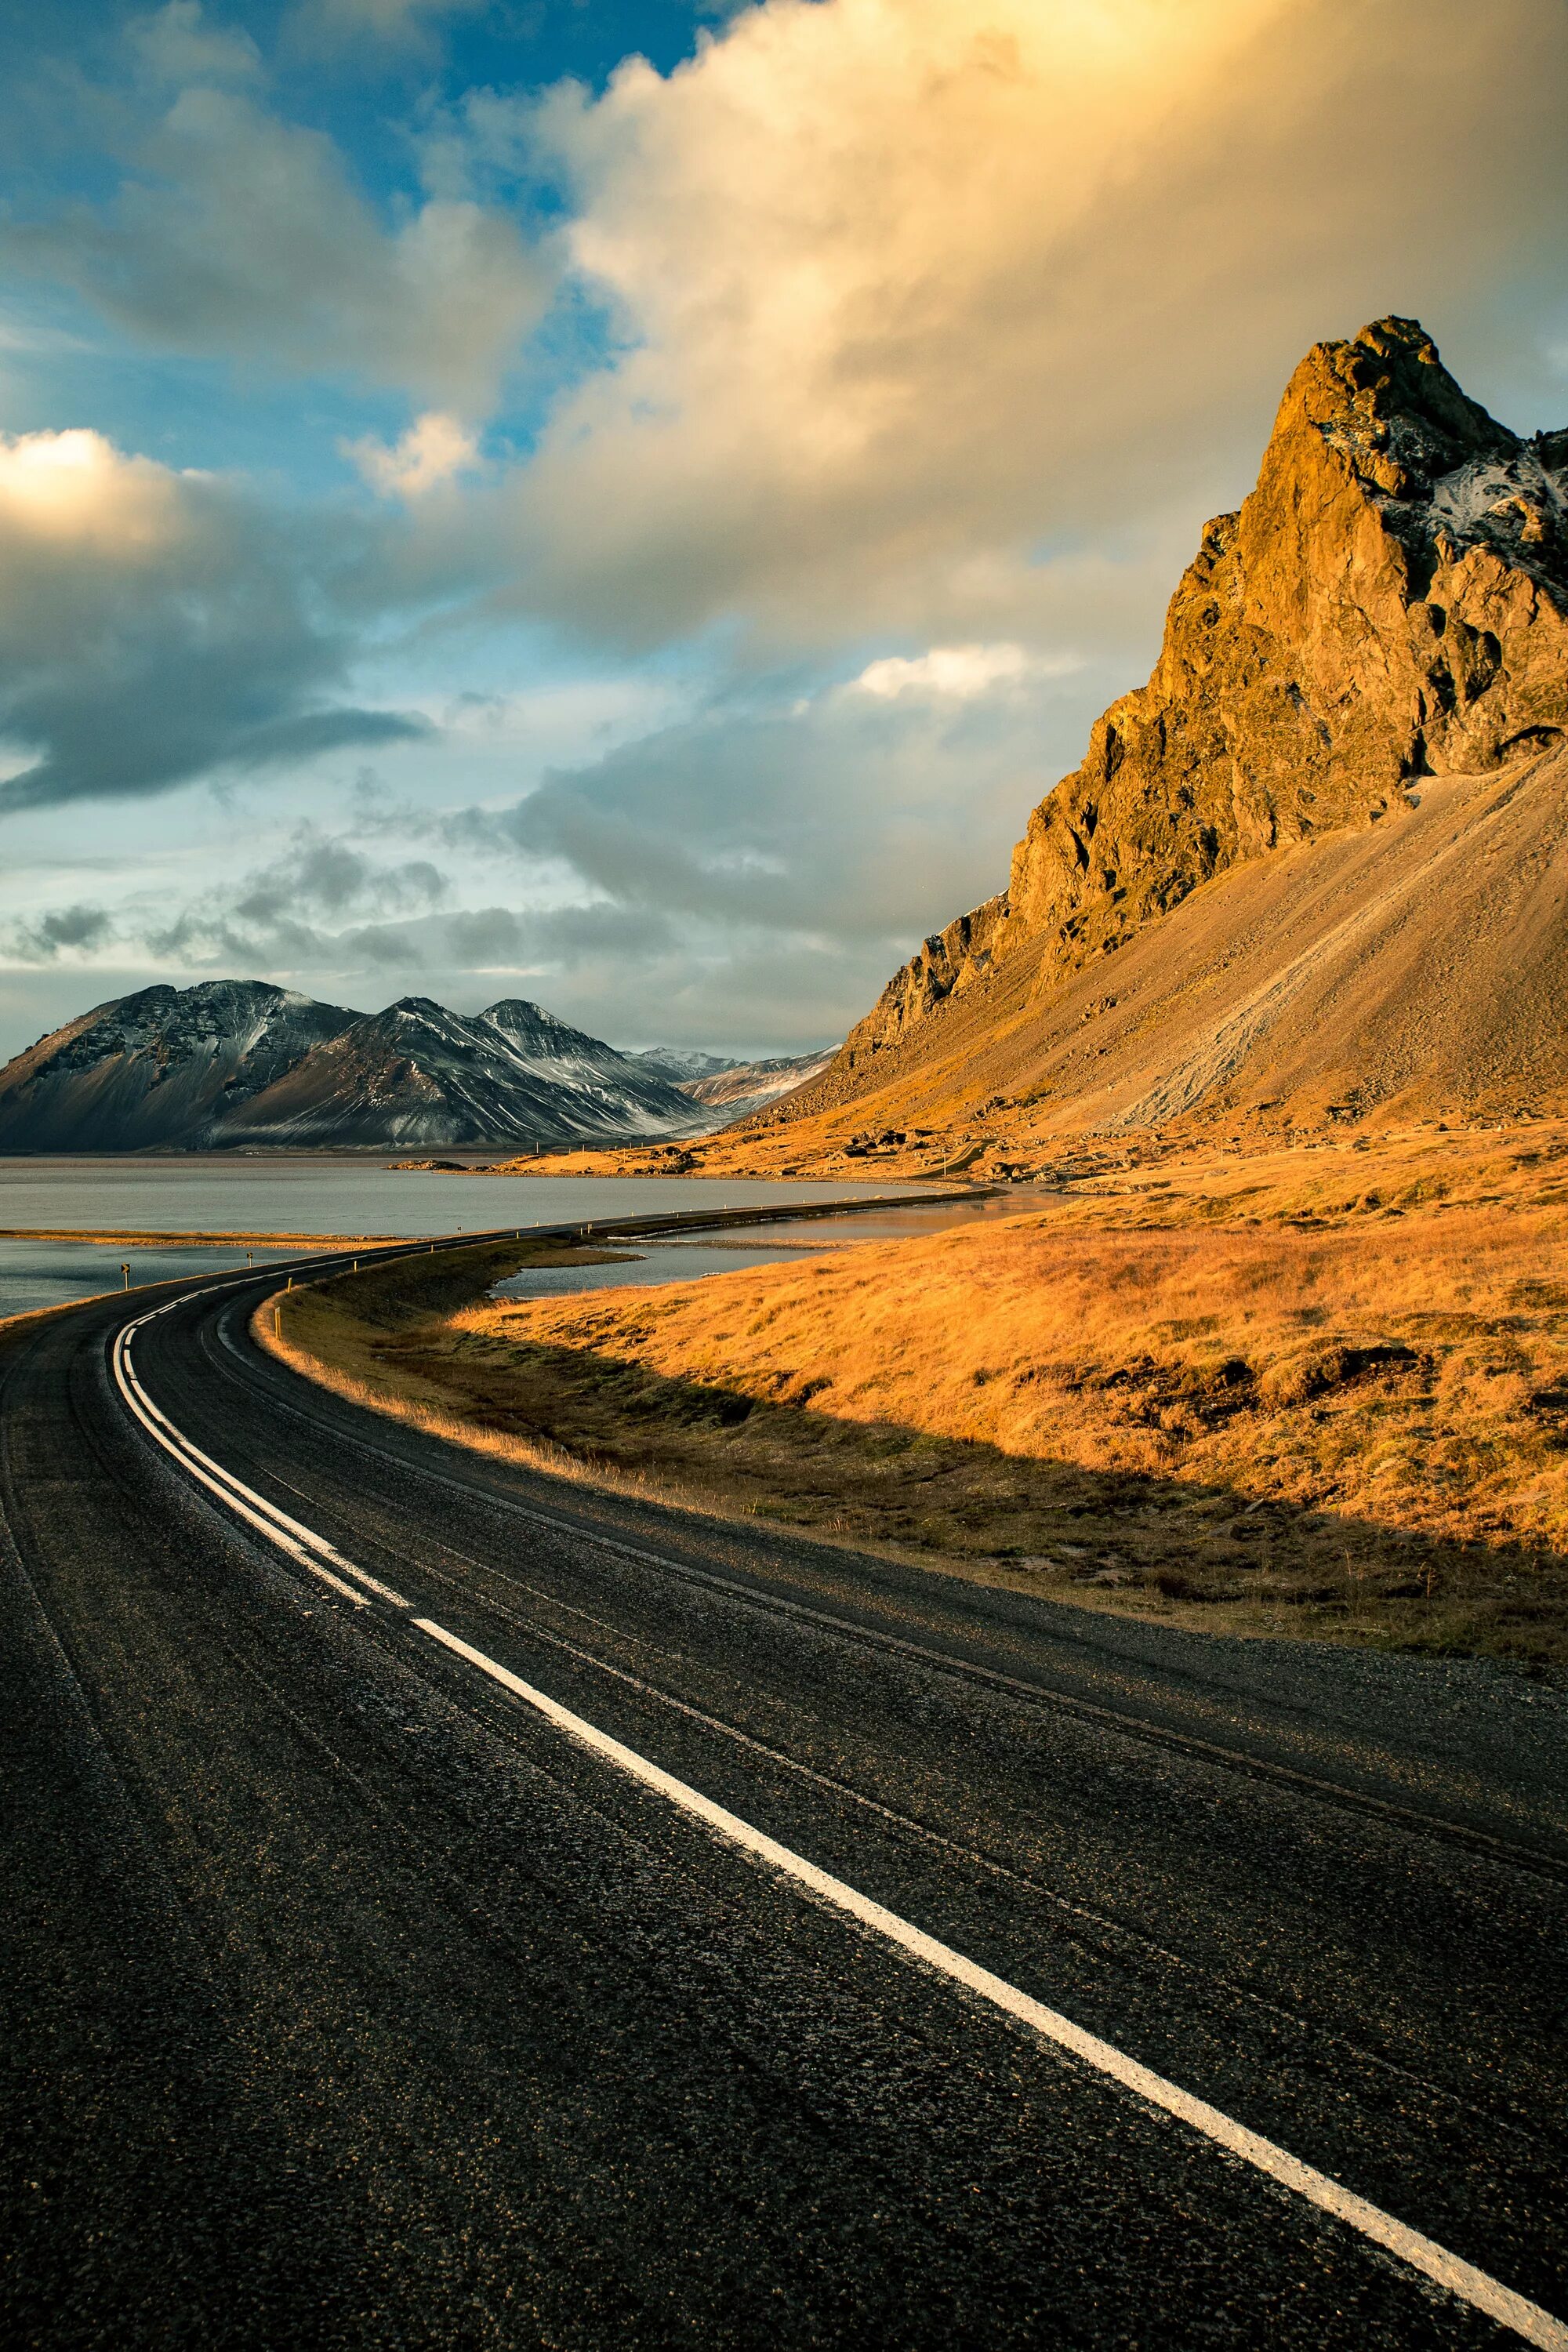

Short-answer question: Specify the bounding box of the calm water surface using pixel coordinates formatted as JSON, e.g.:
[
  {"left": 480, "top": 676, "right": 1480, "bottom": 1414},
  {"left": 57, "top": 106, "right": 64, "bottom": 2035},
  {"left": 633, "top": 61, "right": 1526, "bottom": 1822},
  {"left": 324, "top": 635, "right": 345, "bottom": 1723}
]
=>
[
  {"left": 490, "top": 1192, "right": 1054, "bottom": 1303},
  {"left": 0, "top": 1240, "right": 303, "bottom": 1319},
  {"left": 0, "top": 1157, "right": 1051, "bottom": 1319}
]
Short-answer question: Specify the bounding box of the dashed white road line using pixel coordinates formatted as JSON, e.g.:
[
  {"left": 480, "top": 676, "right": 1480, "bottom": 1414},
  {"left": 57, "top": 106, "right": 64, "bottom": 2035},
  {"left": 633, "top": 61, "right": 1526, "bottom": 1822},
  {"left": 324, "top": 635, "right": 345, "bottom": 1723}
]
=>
[{"left": 113, "top": 1290, "right": 1568, "bottom": 2352}]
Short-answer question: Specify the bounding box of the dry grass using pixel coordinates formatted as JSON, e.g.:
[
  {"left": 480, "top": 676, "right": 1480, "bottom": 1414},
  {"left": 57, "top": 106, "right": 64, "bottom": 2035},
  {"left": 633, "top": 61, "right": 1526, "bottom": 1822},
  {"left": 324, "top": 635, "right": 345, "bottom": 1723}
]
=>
[
  {"left": 256, "top": 1239, "right": 675, "bottom": 1499},
  {"left": 263, "top": 1136, "right": 1568, "bottom": 1668}
]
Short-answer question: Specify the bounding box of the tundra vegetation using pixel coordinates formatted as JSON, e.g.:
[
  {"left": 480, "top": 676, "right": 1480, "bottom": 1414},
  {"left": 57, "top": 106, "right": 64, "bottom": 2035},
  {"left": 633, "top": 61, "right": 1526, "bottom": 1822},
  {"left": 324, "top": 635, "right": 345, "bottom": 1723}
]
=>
[{"left": 263, "top": 1122, "right": 1568, "bottom": 1669}]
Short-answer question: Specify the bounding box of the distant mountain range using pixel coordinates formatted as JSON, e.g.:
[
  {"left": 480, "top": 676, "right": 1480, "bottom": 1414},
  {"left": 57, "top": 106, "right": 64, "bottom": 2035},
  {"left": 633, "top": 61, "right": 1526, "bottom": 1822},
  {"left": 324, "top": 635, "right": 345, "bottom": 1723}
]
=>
[
  {"left": 629, "top": 1046, "right": 739, "bottom": 1086},
  {"left": 0, "top": 982, "right": 713, "bottom": 1152},
  {"left": 632, "top": 1044, "right": 840, "bottom": 1122}
]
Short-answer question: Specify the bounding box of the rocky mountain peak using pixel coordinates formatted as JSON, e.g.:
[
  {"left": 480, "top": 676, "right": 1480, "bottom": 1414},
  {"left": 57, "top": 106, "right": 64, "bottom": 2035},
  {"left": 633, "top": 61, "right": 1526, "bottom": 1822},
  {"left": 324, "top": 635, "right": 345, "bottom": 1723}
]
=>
[
  {"left": 482, "top": 998, "right": 579, "bottom": 1042},
  {"left": 0, "top": 980, "right": 710, "bottom": 1151},
  {"left": 819, "top": 317, "right": 1568, "bottom": 1089}
]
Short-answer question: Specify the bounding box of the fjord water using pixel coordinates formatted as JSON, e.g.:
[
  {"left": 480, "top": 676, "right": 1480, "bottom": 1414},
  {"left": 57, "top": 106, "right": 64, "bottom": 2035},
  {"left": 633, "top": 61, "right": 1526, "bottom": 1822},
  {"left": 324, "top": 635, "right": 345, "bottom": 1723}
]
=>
[
  {"left": 0, "top": 1237, "right": 308, "bottom": 1318},
  {"left": 488, "top": 1191, "right": 1054, "bottom": 1304},
  {"left": 0, "top": 1155, "right": 1022, "bottom": 1319}
]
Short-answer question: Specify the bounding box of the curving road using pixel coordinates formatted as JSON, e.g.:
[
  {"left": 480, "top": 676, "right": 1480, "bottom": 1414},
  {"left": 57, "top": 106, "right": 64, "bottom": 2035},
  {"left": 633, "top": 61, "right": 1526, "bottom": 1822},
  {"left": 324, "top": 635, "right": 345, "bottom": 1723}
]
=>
[{"left": 2, "top": 1225, "right": 1566, "bottom": 2350}]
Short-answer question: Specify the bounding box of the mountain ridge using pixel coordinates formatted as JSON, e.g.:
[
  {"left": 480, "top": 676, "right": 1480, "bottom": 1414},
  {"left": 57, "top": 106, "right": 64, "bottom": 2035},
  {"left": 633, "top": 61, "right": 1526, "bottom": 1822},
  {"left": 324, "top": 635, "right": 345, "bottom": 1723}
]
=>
[
  {"left": 768, "top": 316, "right": 1568, "bottom": 1138},
  {"left": 0, "top": 981, "right": 709, "bottom": 1152},
  {"left": 678, "top": 1047, "right": 839, "bottom": 1121}
]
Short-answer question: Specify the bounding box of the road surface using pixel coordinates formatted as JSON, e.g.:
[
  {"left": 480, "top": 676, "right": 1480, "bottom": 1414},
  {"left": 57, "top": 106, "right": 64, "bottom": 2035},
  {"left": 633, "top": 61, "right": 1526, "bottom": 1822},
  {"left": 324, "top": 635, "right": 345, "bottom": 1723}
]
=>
[{"left": 3, "top": 1232, "right": 1566, "bottom": 2348}]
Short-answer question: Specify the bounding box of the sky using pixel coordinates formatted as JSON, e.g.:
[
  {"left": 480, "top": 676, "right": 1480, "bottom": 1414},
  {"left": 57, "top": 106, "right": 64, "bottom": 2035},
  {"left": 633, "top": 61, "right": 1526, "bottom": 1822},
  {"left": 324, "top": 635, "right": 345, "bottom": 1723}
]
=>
[{"left": 0, "top": 0, "right": 1565, "bottom": 1062}]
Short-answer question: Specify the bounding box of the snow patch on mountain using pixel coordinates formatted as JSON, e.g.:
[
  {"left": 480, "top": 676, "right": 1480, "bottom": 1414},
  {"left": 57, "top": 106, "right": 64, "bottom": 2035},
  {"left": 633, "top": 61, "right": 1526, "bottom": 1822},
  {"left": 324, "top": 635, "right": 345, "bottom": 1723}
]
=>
[{"left": 0, "top": 982, "right": 710, "bottom": 1152}]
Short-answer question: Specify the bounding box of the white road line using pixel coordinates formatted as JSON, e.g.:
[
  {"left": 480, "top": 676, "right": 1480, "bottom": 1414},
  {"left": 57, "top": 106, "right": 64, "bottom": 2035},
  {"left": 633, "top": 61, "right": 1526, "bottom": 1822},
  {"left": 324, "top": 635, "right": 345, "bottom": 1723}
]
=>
[
  {"left": 107, "top": 1283, "right": 1568, "bottom": 2349},
  {"left": 416, "top": 1613, "right": 1568, "bottom": 2352},
  {"left": 112, "top": 1312, "right": 408, "bottom": 1609}
]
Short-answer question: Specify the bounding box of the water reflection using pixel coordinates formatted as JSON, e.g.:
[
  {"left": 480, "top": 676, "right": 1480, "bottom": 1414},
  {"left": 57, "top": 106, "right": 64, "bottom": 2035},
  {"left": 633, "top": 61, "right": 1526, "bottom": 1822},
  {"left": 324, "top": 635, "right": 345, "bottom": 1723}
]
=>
[
  {"left": 0, "top": 1155, "right": 907, "bottom": 1240},
  {"left": 490, "top": 1188, "right": 1053, "bottom": 1305},
  {"left": 0, "top": 1239, "right": 300, "bottom": 1319}
]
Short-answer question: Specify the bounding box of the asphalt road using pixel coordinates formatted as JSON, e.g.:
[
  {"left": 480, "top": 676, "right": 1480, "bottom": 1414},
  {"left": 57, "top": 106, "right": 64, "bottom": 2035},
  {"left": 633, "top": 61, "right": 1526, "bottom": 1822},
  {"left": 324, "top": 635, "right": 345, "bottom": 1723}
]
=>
[{"left": 3, "top": 1234, "right": 1566, "bottom": 2350}]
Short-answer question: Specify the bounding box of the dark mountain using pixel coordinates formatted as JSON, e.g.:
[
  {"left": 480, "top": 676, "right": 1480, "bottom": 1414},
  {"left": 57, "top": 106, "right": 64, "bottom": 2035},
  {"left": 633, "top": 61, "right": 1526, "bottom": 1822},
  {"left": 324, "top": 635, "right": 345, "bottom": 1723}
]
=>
[
  {"left": 0, "top": 981, "right": 357, "bottom": 1154},
  {"left": 678, "top": 1047, "right": 839, "bottom": 1123},
  {"left": 0, "top": 982, "right": 706, "bottom": 1152},
  {"left": 629, "top": 1044, "right": 840, "bottom": 1123}
]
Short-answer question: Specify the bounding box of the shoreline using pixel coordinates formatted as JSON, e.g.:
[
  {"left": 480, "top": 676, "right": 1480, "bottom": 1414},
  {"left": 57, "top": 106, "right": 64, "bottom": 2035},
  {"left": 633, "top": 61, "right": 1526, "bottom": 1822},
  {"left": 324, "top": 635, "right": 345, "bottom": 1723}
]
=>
[{"left": 0, "top": 1227, "right": 411, "bottom": 1248}]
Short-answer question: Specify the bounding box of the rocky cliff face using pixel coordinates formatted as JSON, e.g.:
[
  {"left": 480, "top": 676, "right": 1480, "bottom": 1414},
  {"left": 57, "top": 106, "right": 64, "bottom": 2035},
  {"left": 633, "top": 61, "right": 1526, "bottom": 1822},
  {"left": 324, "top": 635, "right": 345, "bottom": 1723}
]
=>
[{"left": 834, "top": 318, "right": 1568, "bottom": 1083}]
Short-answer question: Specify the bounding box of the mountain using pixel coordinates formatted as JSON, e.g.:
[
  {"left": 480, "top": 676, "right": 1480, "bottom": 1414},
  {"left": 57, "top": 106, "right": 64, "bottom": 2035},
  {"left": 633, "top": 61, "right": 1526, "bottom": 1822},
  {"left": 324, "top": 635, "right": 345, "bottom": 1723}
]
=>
[
  {"left": 679, "top": 1048, "right": 840, "bottom": 1123},
  {"left": 767, "top": 318, "right": 1568, "bottom": 1138},
  {"left": 0, "top": 981, "right": 358, "bottom": 1153},
  {"left": 625, "top": 1044, "right": 840, "bottom": 1125},
  {"left": 0, "top": 982, "right": 707, "bottom": 1152},
  {"left": 223, "top": 996, "right": 707, "bottom": 1149},
  {"left": 629, "top": 1046, "right": 740, "bottom": 1084}
]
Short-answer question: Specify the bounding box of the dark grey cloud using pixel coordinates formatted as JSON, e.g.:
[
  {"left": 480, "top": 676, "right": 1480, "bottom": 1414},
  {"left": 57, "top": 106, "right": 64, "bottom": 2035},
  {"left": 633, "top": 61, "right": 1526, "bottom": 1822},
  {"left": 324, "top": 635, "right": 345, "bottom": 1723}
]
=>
[
  {"left": 232, "top": 826, "right": 447, "bottom": 926},
  {"left": 5, "top": 901, "right": 114, "bottom": 960},
  {"left": 141, "top": 823, "right": 452, "bottom": 965},
  {"left": 0, "top": 434, "right": 428, "bottom": 813}
]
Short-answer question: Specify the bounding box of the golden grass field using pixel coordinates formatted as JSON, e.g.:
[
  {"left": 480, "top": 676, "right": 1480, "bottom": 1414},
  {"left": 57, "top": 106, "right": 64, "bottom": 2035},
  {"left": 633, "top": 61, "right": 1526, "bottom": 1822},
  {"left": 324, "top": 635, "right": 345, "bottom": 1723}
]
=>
[{"left": 263, "top": 1121, "right": 1568, "bottom": 1668}]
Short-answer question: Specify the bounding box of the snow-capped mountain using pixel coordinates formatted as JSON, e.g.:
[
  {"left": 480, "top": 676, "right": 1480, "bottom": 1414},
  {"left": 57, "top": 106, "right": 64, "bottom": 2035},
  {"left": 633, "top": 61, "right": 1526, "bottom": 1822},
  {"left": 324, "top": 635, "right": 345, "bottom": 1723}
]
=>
[
  {"left": 0, "top": 982, "right": 709, "bottom": 1152},
  {"left": 625, "top": 1044, "right": 842, "bottom": 1126},
  {"left": 0, "top": 981, "right": 357, "bottom": 1153},
  {"left": 677, "top": 1048, "right": 840, "bottom": 1123},
  {"left": 626, "top": 1046, "right": 740, "bottom": 1085}
]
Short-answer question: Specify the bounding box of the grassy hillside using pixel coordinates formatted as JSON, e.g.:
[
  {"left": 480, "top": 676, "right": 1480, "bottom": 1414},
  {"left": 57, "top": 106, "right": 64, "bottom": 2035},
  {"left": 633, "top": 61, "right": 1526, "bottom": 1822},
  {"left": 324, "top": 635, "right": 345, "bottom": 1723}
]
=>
[{"left": 264, "top": 1126, "right": 1568, "bottom": 1667}]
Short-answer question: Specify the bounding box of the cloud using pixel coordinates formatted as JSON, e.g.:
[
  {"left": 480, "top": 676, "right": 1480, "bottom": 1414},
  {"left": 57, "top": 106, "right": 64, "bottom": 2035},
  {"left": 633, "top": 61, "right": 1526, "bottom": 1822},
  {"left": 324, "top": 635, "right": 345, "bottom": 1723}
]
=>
[
  {"left": 0, "top": 427, "right": 425, "bottom": 812},
  {"left": 295, "top": 0, "right": 478, "bottom": 42},
  {"left": 463, "top": 653, "right": 1109, "bottom": 946},
  {"left": 8, "top": 86, "right": 549, "bottom": 413},
  {"left": 128, "top": 3, "right": 261, "bottom": 85},
  {"left": 349, "top": 411, "right": 480, "bottom": 499},
  {"left": 850, "top": 642, "right": 1074, "bottom": 702},
  {"left": 231, "top": 825, "right": 448, "bottom": 926},
  {"left": 5, "top": 902, "right": 115, "bottom": 962},
  {"left": 129, "top": 818, "right": 451, "bottom": 971},
  {"left": 471, "top": 0, "right": 1568, "bottom": 646}
]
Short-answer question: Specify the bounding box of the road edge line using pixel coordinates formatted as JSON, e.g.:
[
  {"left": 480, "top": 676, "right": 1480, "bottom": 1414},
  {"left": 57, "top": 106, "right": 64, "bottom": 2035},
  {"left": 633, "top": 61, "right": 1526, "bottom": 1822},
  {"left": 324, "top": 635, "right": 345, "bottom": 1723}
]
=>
[{"left": 413, "top": 1611, "right": 1568, "bottom": 2352}]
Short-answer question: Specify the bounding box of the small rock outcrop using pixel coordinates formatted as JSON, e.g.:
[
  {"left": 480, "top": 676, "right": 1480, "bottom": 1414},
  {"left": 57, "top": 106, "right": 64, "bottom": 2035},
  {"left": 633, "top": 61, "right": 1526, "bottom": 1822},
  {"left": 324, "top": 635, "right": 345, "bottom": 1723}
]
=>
[{"left": 831, "top": 318, "right": 1568, "bottom": 1080}]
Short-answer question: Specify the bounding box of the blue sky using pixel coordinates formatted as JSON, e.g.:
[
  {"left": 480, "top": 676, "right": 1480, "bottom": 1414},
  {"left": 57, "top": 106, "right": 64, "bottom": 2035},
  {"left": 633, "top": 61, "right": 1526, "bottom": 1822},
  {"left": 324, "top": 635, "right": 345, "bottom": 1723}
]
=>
[{"left": 0, "top": 0, "right": 1564, "bottom": 1059}]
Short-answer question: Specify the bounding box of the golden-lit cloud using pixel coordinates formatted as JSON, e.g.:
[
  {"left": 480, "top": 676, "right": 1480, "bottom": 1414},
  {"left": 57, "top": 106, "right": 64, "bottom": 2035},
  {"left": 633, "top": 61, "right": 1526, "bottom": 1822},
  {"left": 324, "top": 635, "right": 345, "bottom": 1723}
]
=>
[
  {"left": 0, "top": 428, "right": 187, "bottom": 561},
  {"left": 348, "top": 410, "right": 479, "bottom": 499},
  {"left": 495, "top": 0, "right": 1568, "bottom": 644},
  {"left": 851, "top": 644, "right": 1074, "bottom": 702}
]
